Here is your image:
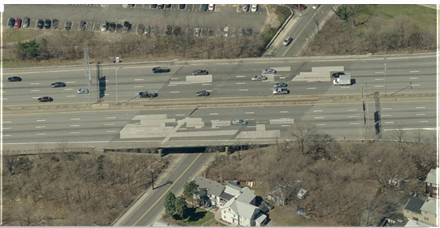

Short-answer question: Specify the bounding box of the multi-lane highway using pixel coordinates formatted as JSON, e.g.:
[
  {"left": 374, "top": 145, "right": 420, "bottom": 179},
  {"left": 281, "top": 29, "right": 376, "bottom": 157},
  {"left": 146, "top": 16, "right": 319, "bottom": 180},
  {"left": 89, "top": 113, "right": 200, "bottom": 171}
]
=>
[{"left": 2, "top": 54, "right": 437, "bottom": 151}]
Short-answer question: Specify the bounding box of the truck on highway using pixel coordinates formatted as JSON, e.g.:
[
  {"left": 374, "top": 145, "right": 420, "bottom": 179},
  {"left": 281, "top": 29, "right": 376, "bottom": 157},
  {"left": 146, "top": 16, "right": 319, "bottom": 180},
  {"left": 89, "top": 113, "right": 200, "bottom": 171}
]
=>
[{"left": 333, "top": 74, "right": 351, "bottom": 86}]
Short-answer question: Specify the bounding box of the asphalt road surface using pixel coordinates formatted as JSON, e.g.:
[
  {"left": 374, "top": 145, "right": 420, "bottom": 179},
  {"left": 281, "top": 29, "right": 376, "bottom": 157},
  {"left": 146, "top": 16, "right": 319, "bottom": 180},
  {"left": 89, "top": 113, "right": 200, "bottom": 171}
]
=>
[{"left": 2, "top": 54, "right": 436, "bottom": 150}]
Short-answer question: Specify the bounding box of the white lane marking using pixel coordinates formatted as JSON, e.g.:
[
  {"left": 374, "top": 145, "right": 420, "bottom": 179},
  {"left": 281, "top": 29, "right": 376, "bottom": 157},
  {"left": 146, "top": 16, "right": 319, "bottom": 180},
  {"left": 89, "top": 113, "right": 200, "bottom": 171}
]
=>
[
  {"left": 3, "top": 127, "right": 11, "bottom": 130},
  {"left": 3, "top": 135, "right": 11, "bottom": 137},
  {"left": 239, "top": 89, "right": 249, "bottom": 91},
  {"left": 340, "top": 86, "right": 351, "bottom": 89},
  {"left": 307, "top": 87, "right": 316, "bottom": 89},
  {"left": 245, "top": 112, "right": 254, "bottom": 114},
  {"left": 419, "top": 121, "right": 429, "bottom": 123},
  {"left": 66, "top": 95, "right": 76, "bottom": 97},
  {"left": 168, "top": 85, "right": 177, "bottom": 87},
  {"left": 106, "top": 117, "right": 116, "bottom": 119},
  {"left": 71, "top": 118, "right": 80, "bottom": 120},
  {"left": 280, "top": 111, "right": 289, "bottom": 113},
  {"left": 317, "top": 123, "right": 326, "bottom": 126},
  {"left": 2, "top": 98, "right": 8, "bottom": 100},
  {"left": 134, "top": 79, "right": 144, "bottom": 81},
  {"left": 70, "top": 125, "right": 80, "bottom": 127},
  {"left": 135, "top": 130, "right": 144, "bottom": 132},
  {"left": 382, "top": 115, "right": 392, "bottom": 117},
  {"left": 347, "top": 116, "right": 357, "bottom": 118},
  {"left": 348, "top": 109, "right": 357, "bottom": 111},
  {"left": 350, "top": 123, "right": 359, "bottom": 125},
  {"left": 36, "top": 133, "right": 45, "bottom": 135},
  {"left": 176, "top": 114, "right": 185, "bottom": 116},
  {"left": 375, "top": 78, "right": 384, "bottom": 81},
  {"left": 383, "top": 108, "right": 392, "bottom": 110},
  {"left": 375, "top": 72, "right": 384, "bottom": 74},
  {"left": 281, "top": 125, "right": 290, "bottom": 127},
  {"left": 409, "top": 77, "right": 418, "bottom": 79},
  {"left": 202, "top": 84, "right": 211, "bottom": 86},
  {"left": 236, "top": 82, "right": 246, "bottom": 85},
  {"left": 37, "top": 119, "right": 46, "bottom": 122},
  {"left": 279, "top": 77, "right": 286, "bottom": 79},
  {"left": 105, "top": 93, "right": 110, "bottom": 96},
  {"left": 416, "top": 113, "right": 425, "bottom": 116},
  {"left": 66, "top": 81, "right": 76, "bottom": 83},
  {"left": 236, "top": 76, "right": 246, "bottom": 78},
  {"left": 171, "top": 78, "right": 179, "bottom": 80},
  {"left": 210, "top": 113, "right": 219, "bottom": 115},
  {"left": 107, "top": 131, "right": 117, "bottom": 133},
  {"left": 410, "top": 71, "right": 419, "bottom": 73},
  {"left": 105, "top": 123, "right": 114, "bottom": 126},
  {"left": 70, "top": 132, "right": 80, "bottom": 134},
  {"left": 314, "top": 117, "right": 325, "bottom": 119},
  {"left": 35, "top": 126, "right": 46, "bottom": 128},
  {"left": 32, "top": 97, "right": 40, "bottom": 99},
  {"left": 374, "top": 85, "right": 384, "bottom": 88},
  {"left": 134, "top": 86, "right": 144, "bottom": 88},
  {"left": 31, "top": 90, "right": 40, "bottom": 92},
  {"left": 416, "top": 107, "right": 425, "bottom": 109},
  {"left": 385, "top": 122, "right": 394, "bottom": 124},
  {"left": 4, "top": 121, "right": 11, "bottom": 123},
  {"left": 170, "top": 91, "right": 180, "bottom": 93},
  {"left": 64, "top": 89, "right": 73, "bottom": 91},
  {"left": 30, "top": 83, "right": 39, "bottom": 85},
  {"left": 313, "top": 110, "right": 323, "bottom": 112},
  {"left": 412, "top": 84, "right": 420, "bottom": 86}
]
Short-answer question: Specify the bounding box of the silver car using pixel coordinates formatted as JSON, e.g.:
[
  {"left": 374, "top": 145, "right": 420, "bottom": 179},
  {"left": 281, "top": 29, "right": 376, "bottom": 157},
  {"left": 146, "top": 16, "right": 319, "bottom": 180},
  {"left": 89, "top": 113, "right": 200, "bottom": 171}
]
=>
[
  {"left": 77, "top": 88, "right": 89, "bottom": 94},
  {"left": 283, "top": 36, "right": 293, "bottom": 46},
  {"left": 242, "top": 4, "right": 249, "bottom": 12},
  {"left": 100, "top": 21, "right": 108, "bottom": 32},
  {"left": 251, "top": 75, "right": 268, "bottom": 81},
  {"left": 273, "top": 82, "right": 288, "bottom": 88},
  {"left": 232, "top": 119, "right": 247, "bottom": 125},
  {"left": 262, "top": 68, "right": 276, "bottom": 74}
]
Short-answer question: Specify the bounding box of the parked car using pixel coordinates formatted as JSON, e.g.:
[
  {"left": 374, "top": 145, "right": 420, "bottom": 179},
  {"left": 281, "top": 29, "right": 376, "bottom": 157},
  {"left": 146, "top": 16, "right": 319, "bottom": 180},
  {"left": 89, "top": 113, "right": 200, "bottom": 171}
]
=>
[
  {"left": 223, "top": 26, "right": 229, "bottom": 37},
  {"left": 108, "top": 22, "right": 116, "bottom": 32},
  {"left": 273, "top": 87, "right": 290, "bottom": 95},
  {"left": 232, "top": 119, "right": 247, "bottom": 125},
  {"left": 262, "top": 68, "right": 276, "bottom": 74},
  {"left": 151, "top": 4, "right": 157, "bottom": 8},
  {"left": 193, "top": 69, "right": 209, "bottom": 75},
  {"left": 293, "top": 4, "right": 307, "bottom": 10},
  {"left": 123, "top": 21, "right": 131, "bottom": 32},
  {"left": 243, "top": 28, "right": 252, "bottom": 36},
  {"left": 44, "top": 19, "right": 51, "bottom": 29},
  {"left": 152, "top": 67, "right": 170, "bottom": 73},
  {"left": 22, "top": 17, "right": 30, "bottom": 28},
  {"left": 144, "top": 25, "right": 151, "bottom": 35},
  {"left": 52, "top": 19, "right": 59, "bottom": 29},
  {"left": 179, "top": 4, "right": 186, "bottom": 9},
  {"left": 100, "top": 21, "right": 108, "bottom": 31},
  {"left": 116, "top": 23, "right": 123, "bottom": 33},
  {"left": 14, "top": 18, "right": 22, "bottom": 28},
  {"left": 283, "top": 36, "right": 293, "bottom": 46},
  {"left": 262, "top": 201, "right": 274, "bottom": 210},
  {"left": 165, "top": 25, "right": 172, "bottom": 35},
  {"left": 165, "top": 4, "right": 172, "bottom": 8},
  {"left": 208, "top": 4, "right": 215, "bottom": 11},
  {"left": 157, "top": 4, "right": 164, "bottom": 9},
  {"left": 312, "top": 4, "right": 320, "bottom": 9},
  {"left": 173, "top": 26, "right": 181, "bottom": 35},
  {"left": 8, "top": 76, "right": 22, "bottom": 82},
  {"left": 64, "top": 21, "right": 72, "bottom": 30},
  {"left": 196, "top": 90, "right": 210, "bottom": 97},
  {"left": 38, "top": 97, "right": 53, "bottom": 102},
  {"left": 251, "top": 4, "right": 258, "bottom": 12},
  {"left": 242, "top": 4, "right": 249, "bottom": 12},
  {"left": 36, "top": 19, "right": 44, "bottom": 29},
  {"left": 51, "top": 82, "right": 66, "bottom": 88},
  {"left": 8, "top": 18, "right": 15, "bottom": 28},
  {"left": 77, "top": 88, "right": 89, "bottom": 94},
  {"left": 201, "top": 4, "right": 208, "bottom": 11},
  {"left": 273, "top": 82, "right": 288, "bottom": 88},
  {"left": 251, "top": 75, "right": 268, "bottom": 81},
  {"left": 332, "top": 72, "right": 345, "bottom": 78},
  {"left": 139, "top": 91, "right": 158, "bottom": 98},
  {"left": 137, "top": 24, "right": 145, "bottom": 34},
  {"left": 79, "top": 21, "right": 87, "bottom": 31},
  {"left": 194, "top": 27, "right": 201, "bottom": 36}
]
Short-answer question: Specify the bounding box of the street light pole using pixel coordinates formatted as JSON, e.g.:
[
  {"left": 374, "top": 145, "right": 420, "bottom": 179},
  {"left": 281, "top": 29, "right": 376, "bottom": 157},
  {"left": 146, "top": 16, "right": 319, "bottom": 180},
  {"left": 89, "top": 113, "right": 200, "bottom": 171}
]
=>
[
  {"left": 151, "top": 169, "right": 154, "bottom": 190},
  {"left": 115, "top": 68, "right": 119, "bottom": 105}
]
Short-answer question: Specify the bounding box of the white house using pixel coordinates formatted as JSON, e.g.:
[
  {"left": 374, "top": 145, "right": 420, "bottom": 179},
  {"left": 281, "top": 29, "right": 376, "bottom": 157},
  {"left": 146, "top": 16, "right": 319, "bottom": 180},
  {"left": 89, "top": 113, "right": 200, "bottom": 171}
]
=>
[{"left": 194, "top": 176, "right": 225, "bottom": 207}]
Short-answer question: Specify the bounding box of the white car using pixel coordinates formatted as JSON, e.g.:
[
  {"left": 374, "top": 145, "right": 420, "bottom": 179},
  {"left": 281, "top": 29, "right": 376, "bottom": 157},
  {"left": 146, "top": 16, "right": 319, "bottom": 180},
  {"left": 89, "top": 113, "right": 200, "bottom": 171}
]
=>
[
  {"left": 208, "top": 4, "right": 215, "bottom": 11},
  {"left": 77, "top": 88, "right": 89, "bottom": 94},
  {"left": 251, "top": 75, "right": 268, "bottom": 81},
  {"left": 194, "top": 28, "right": 201, "bottom": 36},
  {"left": 312, "top": 4, "right": 320, "bottom": 9},
  {"left": 232, "top": 119, "right": 247, "bottom": 125},
  {"left": 283, "top": 36, "right": 293, "bottom": 46},
  {"left": 223, "top": 26, "right": 229, "bottom": 37},
  {"left": 251, "top": 4, "right": 258, "bottom": 12}
]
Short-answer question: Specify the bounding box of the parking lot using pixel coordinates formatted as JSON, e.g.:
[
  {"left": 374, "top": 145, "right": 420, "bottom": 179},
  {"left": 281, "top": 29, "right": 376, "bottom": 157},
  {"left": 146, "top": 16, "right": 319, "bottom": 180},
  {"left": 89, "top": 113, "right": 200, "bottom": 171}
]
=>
[{"left": 4, "top": 4, "right": 267, "bottom": 38}]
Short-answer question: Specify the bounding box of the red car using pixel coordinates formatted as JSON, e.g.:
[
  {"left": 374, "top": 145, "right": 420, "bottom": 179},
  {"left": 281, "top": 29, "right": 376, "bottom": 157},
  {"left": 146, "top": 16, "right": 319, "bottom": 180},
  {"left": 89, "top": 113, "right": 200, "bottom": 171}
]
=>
[
  {"left": 292, "top": 4, "right": 307, "bottom": 10},
  {"left": 14, "top": 18, "right": 22, "bottom": 28}
]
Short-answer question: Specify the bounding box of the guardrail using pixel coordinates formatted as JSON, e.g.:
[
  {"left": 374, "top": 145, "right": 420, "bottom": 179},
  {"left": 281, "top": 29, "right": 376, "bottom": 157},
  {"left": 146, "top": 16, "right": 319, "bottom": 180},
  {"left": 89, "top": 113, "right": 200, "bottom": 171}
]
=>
[{"left": 265, "top": 5, "right": 294, "bottom": 50}]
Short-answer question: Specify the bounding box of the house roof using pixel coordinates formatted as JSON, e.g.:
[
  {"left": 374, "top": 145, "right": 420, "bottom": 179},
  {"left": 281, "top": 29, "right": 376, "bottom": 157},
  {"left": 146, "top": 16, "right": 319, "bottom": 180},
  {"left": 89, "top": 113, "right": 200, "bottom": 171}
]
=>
[
  {"left": 224, "top": 184, "right": 241, "bottom": 197},
  {"left": 405, "top": 197, "right": 425, "bottom": 214},
  {"left": 254, "top": 212, "right": 267, "bottom": 224},
  {"left": 405, "top": 219, "right": 431, "bottom": 227},
  {"left": 237, "top": 187, "right": 255, "bottom": 204},
  {"left": 420, "top": 198, "right": 438, "bottom": 215},
  {"left": 425, "top": 168, "right": 438, "bottom": 184},
  {"left": 220, "top": 191, "right": 234, "bottom": 201},
  {"left": 222, "top": 197, "right": 259, "bottom": 220},
  {"left": 194, "top": 176, "right": 225, "bottom": 197}
]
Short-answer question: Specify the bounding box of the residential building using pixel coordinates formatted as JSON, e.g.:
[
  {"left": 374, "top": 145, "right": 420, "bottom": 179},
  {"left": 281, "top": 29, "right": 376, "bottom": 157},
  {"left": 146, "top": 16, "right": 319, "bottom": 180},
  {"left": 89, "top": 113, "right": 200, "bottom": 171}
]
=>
[
  {"left": 403, "top": 197, "right": 438, "bottom": 226},
  {"left": 194, "top": 176, "right": 225, "bottom": 207},
  {"left": 425, "top": 168, "right": 438, "bottom": 199}
]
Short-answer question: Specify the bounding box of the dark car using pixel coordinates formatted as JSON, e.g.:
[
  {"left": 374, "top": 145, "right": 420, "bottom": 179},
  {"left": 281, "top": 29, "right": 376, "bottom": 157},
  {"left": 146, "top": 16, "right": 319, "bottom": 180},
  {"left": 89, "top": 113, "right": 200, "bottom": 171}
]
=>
[
  {"left": 79, "top": 21, "right": 86, "bottom": 31},
  {"left": 196, "top": 91, "right": 210, "bottom": 97},
  {"left": 273, "top": 82, "right": 288, "bottom": 88},
  {"left": 108, "top": 22, "right": 116, "bottom": 32},
  {"left": 22, "top": 17, "right": 30, "bottom": 28},
  {"left": 8, "top": 76, "right": 22, "bottom": 82},
  {"left": 293, "top": 4, "right": 307, "bottom": 10},
  {"left": 165, "top": 4, "right": 171, "bottom": 8},
  {"left": 151, "top": 4, "right": 157, "bottom": 8},
  {"left": 14, "top": 18, "right": 22, "bottom": 28},
  {"left": 139, "top": 91, "right": 158, "bottom": 98},
  {"left": 116, "top": 23, "right": 123, "bottom": 33},
  {"left": 51, "top": 82, "right": 66, "bottom": 88},
  {"left": 52, "top": 19, "right": 59, "bottom": 29},
  {"left": 123, "top": 21, "right": 131, "bottom": 32},
  {"left": 144, "top": 25, "right": 151, "bottom": 35},
  {"left": 332, "top": 72, "right": 345, "bottom": 78},
  {"left": 37, "top": 19, "right": 44, "bottom": 29},
  {"left": 152, "top": 67, "right": 170, "bottom": 73},
  {"left": 158, "top": 4, "right": 164, "bottom": 9},
  {"left": 193, "top": 70, "right": 209, "bottom": 75},
  {"left": 165, "top": 25, "right": 172, "bottom": 35},
  {"left": 137, "top": 24, "right": 145, "bottom": 34},
  {"left": 179, "top": 4, "right": 186, "bottom": 9},
  {"left": 172, "top": 26, "right": 181, "bottom": 35},
  {"left": 8, "top": 18, "right": 15, "bottom": 28},
  {"left": 201, "top": 4, "right": 208, "bottom": 11},
  {"left": 243, "top": 28, "right": 253, "bottom": 37},
  {"left": 262, "top": 201, "right": 274, "bottom": 210},
  {"left": 44, "top": 19, "right": 51, "bottom": 29},
  {"left": 64, "top": 21, "right": 72, "bottom": 30},
  {"left": 38, "top": 97, "right": 53, "bottom": 102}
]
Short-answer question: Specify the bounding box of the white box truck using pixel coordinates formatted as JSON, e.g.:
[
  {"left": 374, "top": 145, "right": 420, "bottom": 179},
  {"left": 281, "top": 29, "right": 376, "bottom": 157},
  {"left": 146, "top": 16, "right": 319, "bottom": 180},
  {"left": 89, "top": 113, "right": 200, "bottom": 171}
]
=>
[{"left": 333, "top": 74, "right": 351, "bottom": 86}]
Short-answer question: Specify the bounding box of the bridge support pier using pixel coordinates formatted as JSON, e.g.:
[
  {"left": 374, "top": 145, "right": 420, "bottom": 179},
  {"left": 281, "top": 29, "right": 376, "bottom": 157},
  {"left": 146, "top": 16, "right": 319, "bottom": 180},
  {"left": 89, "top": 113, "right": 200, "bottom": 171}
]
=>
[
  {"left": 225, "top": 147, "right": 229, "bottom": 155},
  {"left": 158, "top": 149, "right": 162, "bottom": 157}
]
